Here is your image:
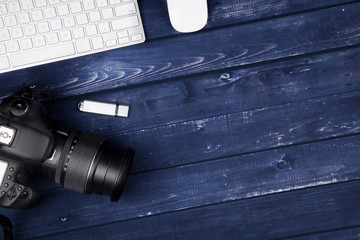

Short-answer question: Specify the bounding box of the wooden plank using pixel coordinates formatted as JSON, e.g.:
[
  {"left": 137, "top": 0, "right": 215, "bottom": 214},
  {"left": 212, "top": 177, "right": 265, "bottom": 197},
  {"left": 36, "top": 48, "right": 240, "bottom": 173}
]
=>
[
  {"left": 109, "top": 91, "right": 360, "bottom": 173},
  {"left": 30, "top": 181, "right": 360, "bottom": 240},
  {"left": 140, "top": 0, "right": 354, "bottom": 39},
  {"left": 286, "top": 227, "right": 360, "bottom": 240},
  {"left": 45, "top": 47, "right": 360, "bottom": 136},
  {"left": 0, "top": 4, "right": 359, "bottom": 98},
  {"left": 3, "top": 135, "right": 360, "bottom": 239}
]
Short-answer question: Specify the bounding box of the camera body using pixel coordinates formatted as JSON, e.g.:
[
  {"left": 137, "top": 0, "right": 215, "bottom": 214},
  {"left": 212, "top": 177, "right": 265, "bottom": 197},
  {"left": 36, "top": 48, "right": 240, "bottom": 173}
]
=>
[
  {"left": 0, "top": 88, "right": 52, "bottom": 209},
  {"left": 0, "top": 88, "right": 134, "bottom": 209}
]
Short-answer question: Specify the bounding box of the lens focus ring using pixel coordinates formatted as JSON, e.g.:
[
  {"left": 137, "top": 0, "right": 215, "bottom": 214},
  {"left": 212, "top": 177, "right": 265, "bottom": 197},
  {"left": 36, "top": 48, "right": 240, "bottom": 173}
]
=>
[{"left": 64, "top": 132, "right": 103, "bottom": 193}]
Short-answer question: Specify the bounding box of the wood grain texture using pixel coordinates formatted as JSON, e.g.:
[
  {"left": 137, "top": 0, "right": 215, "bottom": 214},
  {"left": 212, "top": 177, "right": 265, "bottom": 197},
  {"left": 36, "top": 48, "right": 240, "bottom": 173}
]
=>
[
  {"left": 26, "top": 180, "right": 360, "bottom": 240},
  {"left": 106, "top": 91, "right": 360, "bottom": 173},
  {"left": 13, "top": 33, "right": 360, "bottom": 193},
  {"left": 3, "top": 135, "right": 360, "bottom": 239},
  {"left": 0, "top": 3, "right": 359, "bottom": 98},
  {"left": 23, "top": 84, "right": 360, "bottom": 191},
  {"left": 1, "top": 1, "right": 359, "bottom": 239},
  {"left": 287, "top": 227, "right": 360, "bottom": 240},
  {"left": 45, "top": 47, "right": 360, "bottom": 136}
]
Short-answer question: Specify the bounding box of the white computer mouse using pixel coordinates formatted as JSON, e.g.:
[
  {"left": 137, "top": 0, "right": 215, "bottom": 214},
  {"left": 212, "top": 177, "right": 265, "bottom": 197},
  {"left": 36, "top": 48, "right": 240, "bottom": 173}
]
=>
[{"left": 167, "top": 0, "right": 208, "bottom": 33}]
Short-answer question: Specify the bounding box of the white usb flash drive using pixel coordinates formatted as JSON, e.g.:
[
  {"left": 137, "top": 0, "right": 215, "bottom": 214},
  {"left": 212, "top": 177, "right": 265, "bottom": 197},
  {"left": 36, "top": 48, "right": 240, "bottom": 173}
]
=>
[{"left": 78, "top": 100, "right": 130, "bottom": 118}]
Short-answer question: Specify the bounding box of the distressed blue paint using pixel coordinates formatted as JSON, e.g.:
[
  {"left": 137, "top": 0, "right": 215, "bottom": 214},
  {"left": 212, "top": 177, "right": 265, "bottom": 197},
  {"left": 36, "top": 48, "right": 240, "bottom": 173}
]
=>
[
  {"left": 0, "top": 0, "right": 360, "bottom": 239},
  {"left": 3, "top": 135, "right": 360, "bottom": 238},
  {"left": 0, "top": 2, "right": 359, "bottom": 98}
]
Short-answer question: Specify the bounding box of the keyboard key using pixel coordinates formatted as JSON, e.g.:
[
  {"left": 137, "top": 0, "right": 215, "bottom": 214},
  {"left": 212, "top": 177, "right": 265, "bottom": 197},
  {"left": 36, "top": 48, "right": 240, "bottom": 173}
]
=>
[
  {"left": 34, "top": 0, "right": 47, "bottom": 8},
  {"left": 131, "top": 33, "right": 142, "bottom": 41},
  {"left": 7, "top": 41, "right": 20, "bottom": 53},
  {"left": 8, "top": 2, "right": 21, "bottom": 13},
  {"left": 109, "top": 0, "right": 121, "bottom": 5},
  {"left": 72, "top": 27, "right": 85, "bottom": 39},
  {"left": 38, "top": 22, "right": 50, "bottom": 33},
  {"left": 83, "top": 0, "right": 95, "bottom": 11},
  {"left": 4, "top": 15, "right": 17, "bottom": 27},
  {"left": 57, "top": 4, "right": 70, "bottom": 16},
  {"left": 50, "top": 19, "right": 62, "bottom": 30},
  {"left": 111, "top": 15, "right": 138, "bottom": 30},
  {"left": 0, "top": 4, "right": 7, "bottom": 16},
  {"left": 20, "top": 38, "right": 33, "bottom": 50},
  {"left": 47, "top": 32, "right": 59, "bottom": 44},
  {"left": 91, "top": 36, "right": 104, "bottom": 50},
  {"left": 20, "top": 0, "right": 35, "bottom": 10},
  {"left": 96, "top": 0, "right": 108, "bottom": 8},
  {"left": 102, "top": 8, "right": 114, "bottom": 20},
  {"left": 48, "top": 0, "right": 60, "bottom": 4},
  {"left": 59, "top": 29, "right": 72, "bottom": 42},
  {"left": 63, "top": 16, "right": 75, "bottom": 28},
  {"left": 0, "top": 18, "right": 3, "bottom": 28},
  {"left": 117, "top": 30, "right": 128, "bottom": 38},
  {"left": 0, "top": 29, "right": 10, "bottom": 42},
  {"left": 31, "top": 9, "right": 44, "bottom": 22},
  {"left": 18, "top": 12, "right": 31, "bottom": 24},
  {"left": 11, "top": 42, "right": 76, "bottom": 67},
  {"left": 76, "top": 13, "right": 88, "bottom": 25},
  {"left": 24, "top": 24, "right": 36, "bottom": 36},
  {"left": 75, "top": 39, "right": 91, "bottom": 53},
  {"left": 70, "top": 2, "right": 82, "bottom": 14},
  {"left": 44, "top": 7, "right": 56, "bottom": 19},
  {"left": 114, "top": 3, "right": 136, "bottom": 17},
  {"left": 98, "top": 21, "right": 110, "bottom": 33},
  {"left": 89, "top": 11, "right": 101, "bottom": 22},
  {"left": 33, "top": 35, "right": 45, "bottom": 47},
  {"left": 0, "top": 43, "right": 6, "bottom": 54},
  {"left": 85, "top": 24, "right": 97, "bottom": 36},
  {"left": 0, "top": 56, "right": 10, "bottom": 70},
  {"left": 105, "top": 39, "right": 116, "bottom": 47},
  {"left": 11, "top": 27, "right": 24, "bottom": 39},
  {"left": 118, "top": 36, "right": 129, "bottom": 44}
]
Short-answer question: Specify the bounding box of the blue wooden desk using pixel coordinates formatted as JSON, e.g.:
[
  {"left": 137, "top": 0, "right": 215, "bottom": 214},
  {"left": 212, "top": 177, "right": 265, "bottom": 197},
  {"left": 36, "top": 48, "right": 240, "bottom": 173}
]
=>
[{"left": 1, "top": 0, "right": 360, "bottom": 239}]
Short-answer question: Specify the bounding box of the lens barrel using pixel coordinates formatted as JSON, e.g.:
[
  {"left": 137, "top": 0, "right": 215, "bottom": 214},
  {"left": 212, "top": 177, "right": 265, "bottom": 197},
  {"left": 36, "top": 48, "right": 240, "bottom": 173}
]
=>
[{"left": 44, "top": 131, "right": 134, "bottom": 202}]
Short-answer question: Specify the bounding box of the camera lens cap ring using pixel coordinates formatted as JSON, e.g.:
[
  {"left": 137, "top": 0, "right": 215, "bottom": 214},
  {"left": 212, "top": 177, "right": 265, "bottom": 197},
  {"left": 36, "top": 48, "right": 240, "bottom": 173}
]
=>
[{"left": 9, "top": 99, "right": 30, "bottom": 117}]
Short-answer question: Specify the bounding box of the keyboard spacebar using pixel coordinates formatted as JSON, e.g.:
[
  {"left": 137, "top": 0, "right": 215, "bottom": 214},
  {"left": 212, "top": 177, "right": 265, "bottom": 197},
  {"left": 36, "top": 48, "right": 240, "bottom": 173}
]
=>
[{"left": 11, "top": 43, "right": 76, "bottom": 67}]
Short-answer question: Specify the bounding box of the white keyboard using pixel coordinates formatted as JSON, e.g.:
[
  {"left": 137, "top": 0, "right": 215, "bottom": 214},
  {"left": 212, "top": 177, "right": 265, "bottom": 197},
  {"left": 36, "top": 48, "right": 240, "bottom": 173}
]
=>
[{"left": 0, "top": 0, "right": 146, "bottom": 74}]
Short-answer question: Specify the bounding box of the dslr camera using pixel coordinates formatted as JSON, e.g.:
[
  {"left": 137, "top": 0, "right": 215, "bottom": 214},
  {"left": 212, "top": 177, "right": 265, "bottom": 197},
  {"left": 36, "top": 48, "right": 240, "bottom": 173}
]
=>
[{"left": 0, "top": 88, "right": 134, "bottom": 209}]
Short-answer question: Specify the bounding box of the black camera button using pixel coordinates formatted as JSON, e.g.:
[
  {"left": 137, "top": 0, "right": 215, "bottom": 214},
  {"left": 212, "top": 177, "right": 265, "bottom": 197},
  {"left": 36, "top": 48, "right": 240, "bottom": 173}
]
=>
[
  {"left": 6, "top": 176, "right": 11, "bottom": 180},
  {"left": 17, "top": 187, "right": 22, "bottom": 191},
  {"left": 1, "top": 191, "right": 4, "bottom": 195},
  {"left": 4, "top": 183, "right": 8, "bottom": 188},
  {"left": 9, "top": 167, "right": 14, "bottom": 172},
  {"left": 20, "top": 191, "right": 28, "bottom": 199}
]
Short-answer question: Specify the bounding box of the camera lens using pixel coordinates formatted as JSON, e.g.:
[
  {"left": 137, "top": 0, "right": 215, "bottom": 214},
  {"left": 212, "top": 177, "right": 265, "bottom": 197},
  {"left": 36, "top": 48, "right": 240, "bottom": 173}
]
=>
[{"left": 42, "top": 131, "right": 134, "bottom": 201}]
